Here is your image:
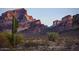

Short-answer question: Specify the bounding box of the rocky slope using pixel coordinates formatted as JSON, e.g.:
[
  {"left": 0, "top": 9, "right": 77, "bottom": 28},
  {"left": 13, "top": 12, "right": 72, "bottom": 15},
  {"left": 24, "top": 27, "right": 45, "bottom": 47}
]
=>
[{"left": 0, "top": 8, "right": 48, "bottom": 34}]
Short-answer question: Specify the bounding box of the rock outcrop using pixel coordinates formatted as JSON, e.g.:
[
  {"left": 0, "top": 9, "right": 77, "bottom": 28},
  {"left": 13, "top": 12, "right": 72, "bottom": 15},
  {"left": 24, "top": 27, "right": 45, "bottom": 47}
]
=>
[{"left": 0, "top": 8, "right": 47, "bottom": 33}]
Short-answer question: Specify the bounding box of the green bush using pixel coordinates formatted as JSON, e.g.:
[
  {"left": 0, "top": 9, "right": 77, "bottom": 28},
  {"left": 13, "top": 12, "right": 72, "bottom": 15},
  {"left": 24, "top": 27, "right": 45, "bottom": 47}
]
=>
[
  {"left": 0, "top": 32, "right": 12, "bottom": 48},
  {"left": 16, "top": 34, "right": 25, "bottom": 46},
  {"left": 48, "top": 32, "right": 59, "bottom": 42},
  {"left": 0, "top": 32, "right": 25, "bottom": 48}
]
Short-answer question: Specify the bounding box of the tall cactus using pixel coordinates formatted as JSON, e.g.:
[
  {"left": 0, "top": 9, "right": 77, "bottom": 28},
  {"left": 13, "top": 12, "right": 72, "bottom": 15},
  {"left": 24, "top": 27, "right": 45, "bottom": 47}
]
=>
[{"left": 12, "top": 16, "right": 18, "bottom": 48}]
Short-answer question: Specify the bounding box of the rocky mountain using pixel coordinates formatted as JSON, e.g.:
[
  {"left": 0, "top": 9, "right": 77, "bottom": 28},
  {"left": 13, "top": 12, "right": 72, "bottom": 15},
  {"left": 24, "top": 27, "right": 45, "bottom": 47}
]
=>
[
  {"left": 0, "top": 8, "right": 79, "bottom": 34},
  {"left": 0, "top": 8, "right": 48, "bottom": 34},
  {"left": 49, "top": 14, "right": 79, "bottom": 33}
]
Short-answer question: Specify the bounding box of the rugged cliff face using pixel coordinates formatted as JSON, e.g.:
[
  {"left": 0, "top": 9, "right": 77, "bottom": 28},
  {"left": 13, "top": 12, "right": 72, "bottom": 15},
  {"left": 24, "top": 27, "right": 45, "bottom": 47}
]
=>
[
  {"left": 0, "top": 8, "right": 47, "bottom": 34},
  {"left": 49, "top": 14, "right": 79, "bottom": 32},
  {"left": 0, "top": 8, "right": 79, "bottom": 34}
]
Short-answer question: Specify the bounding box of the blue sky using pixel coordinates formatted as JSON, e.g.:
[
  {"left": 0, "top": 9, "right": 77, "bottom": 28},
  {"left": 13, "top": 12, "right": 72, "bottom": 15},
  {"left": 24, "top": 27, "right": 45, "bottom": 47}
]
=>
[{"left": 0, "top": 8, "right": 79, "bottom": 26}]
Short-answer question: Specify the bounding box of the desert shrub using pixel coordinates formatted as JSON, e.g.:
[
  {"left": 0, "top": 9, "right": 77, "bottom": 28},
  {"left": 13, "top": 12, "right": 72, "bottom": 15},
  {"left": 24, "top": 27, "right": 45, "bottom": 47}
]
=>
[
  {"left": 0, "top": 32, "right": 12, "bottom": 48},
  {"left": 4, "top": 32, "right": 13, "bottom": 47},
  {"left": 48, "top": 32, "right": 59, "bottom": 42},
  {"left": 16, "top": 34, "right": 25, "bottom": 46},
  {"left": 0, "top": 32, "right": 25, "bottom": 49}
]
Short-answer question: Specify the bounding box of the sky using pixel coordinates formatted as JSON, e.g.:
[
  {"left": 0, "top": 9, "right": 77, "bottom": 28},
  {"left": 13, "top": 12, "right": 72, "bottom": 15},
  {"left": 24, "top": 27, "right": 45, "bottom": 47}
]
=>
[{"left": 0, "top": 8, "right": 79, "bottom": 26}]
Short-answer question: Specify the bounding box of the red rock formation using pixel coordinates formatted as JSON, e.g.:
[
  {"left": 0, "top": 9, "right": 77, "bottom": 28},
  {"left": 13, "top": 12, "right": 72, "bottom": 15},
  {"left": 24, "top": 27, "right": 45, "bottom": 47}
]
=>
[
  {"left": 33, "top": 20, "right": 41, "bottom": 25},
  {"left": 62, "top": 15, "right": 73, "bottom": 29},
  {"left": 0, "top": 8, "right": 45, "bottom": 32},
  {"left": 53, "top": 20, "right": 61, "bottom": 26}
]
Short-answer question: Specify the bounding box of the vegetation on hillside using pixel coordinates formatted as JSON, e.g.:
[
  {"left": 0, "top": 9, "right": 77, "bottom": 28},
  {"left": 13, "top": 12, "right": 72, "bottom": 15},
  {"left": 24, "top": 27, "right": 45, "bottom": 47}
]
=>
[{"left": 0, "top": 32, "right": 25, "bottom": 50}]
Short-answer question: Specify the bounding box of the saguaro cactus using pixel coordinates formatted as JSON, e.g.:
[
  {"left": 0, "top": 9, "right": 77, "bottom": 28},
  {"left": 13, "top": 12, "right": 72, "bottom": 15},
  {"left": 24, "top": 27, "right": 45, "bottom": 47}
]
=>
[{"left": 12, "top": 16, "right": 18, "bottom": 48}]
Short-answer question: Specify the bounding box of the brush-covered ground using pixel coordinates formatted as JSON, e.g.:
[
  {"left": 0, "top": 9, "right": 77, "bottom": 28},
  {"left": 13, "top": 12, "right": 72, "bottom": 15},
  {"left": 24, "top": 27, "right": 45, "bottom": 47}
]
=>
[{"left": 0, "top": 31, "right": 79, "bottom": 51}]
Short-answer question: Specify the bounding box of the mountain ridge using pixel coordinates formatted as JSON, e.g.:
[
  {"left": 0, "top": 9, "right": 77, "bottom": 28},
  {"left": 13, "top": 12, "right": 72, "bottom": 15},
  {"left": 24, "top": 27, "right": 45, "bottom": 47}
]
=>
[{"left": 0, "top": 8, "right": 79, "bottom": 34}]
